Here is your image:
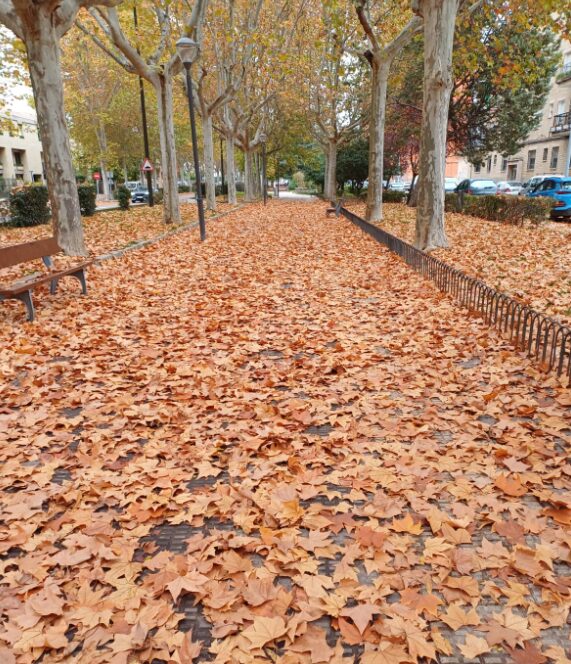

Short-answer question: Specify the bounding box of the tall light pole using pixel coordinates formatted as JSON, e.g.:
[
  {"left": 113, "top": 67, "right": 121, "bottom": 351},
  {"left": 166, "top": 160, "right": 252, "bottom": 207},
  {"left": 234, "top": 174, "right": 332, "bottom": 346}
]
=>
[
  {"left": 259, "top": 132, "right": 267, "bottom": 206},
  {"left": 133, "top": 5, "right": 154, "bottom": 207},
  {"left": 220, "top": 137, "right": 225, "bottom": 198},
  {"left": 176, "top": 37, "right": 206, "bottom": 242}
]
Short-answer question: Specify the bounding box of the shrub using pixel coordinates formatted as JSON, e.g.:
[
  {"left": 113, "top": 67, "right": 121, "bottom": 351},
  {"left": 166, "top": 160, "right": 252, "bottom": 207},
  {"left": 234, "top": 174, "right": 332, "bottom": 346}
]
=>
[
  {"left": 456, "top": 194, "right": 551, "bottom": 226},
  {"left": 77, "top": 184, "right": 96, "bottom": 216},
  {"left": 9, "top": 185, "right": 50, "bottom": 227},
  {"left": 235, "top": 182, "right": 245, "bottom": 193},
  {"left": 382, "top": 189, "right": 406, "bottom": 203},
  {"left": 445, "top": 193, "right": 462, "bottom": 212},
  {"left": 117, "top": 185, "right": 131, "bottom": 211},
  {"left": 154, "top": 189, "right": 164, "bottom": 204},
  {"left": 178, "top": 184, "right": 190, "bottom": 193}
]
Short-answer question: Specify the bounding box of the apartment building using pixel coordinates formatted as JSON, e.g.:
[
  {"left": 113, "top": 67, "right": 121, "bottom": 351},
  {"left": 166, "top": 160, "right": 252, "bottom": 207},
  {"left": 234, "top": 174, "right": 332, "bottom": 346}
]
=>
[
  {"left": 470, "top": 40, "right": 571, "bottom": 182},
  {"left": 0, "top": 113, "right": 45, "bottom": 196}
]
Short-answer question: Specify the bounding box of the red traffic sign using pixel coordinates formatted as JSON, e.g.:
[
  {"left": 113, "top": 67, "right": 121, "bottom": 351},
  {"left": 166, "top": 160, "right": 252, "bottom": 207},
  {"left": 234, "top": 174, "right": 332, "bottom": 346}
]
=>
[
  {"left": 93, "top": 172, "right": 101, "bottom": 181},
  {"left": 141, "top": 158, "right": 154, "bottom": 172}
]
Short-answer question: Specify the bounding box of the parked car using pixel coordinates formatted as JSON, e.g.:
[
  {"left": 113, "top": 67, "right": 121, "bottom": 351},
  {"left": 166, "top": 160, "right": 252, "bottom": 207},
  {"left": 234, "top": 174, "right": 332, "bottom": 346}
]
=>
[
  {"left": 526, "top": 176, "right": 571, "bottom": 220},
  {"left": 496, "top": 180, "right": 523, "bottom": 195},
  {"left": 125, "top": 181, "right": 141, "bottom": 193},
  {"left": 388, "top": 180, "right": 406, "bottom": 191},
  {"left": 522, "top": 174, "right": 566, "bottom": 195},
  {"left": 455, "top": 179, "right": 498, "bottom": 196},
  {"left": 131, "top": 187, "right": 156, "bottom": 203},
  {"left": 445, "top": 178, "right": 458, "bottom": 193}
]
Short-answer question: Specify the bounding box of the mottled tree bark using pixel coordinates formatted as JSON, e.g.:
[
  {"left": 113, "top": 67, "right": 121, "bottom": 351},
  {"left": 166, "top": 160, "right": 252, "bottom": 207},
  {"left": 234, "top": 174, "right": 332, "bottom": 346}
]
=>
[
  {"left": 202, "top": 114, "right": 216, "bottom": 212},
  {"left": 366, "top": 60, "right": 390, "bottom": 222},
  {"left": 26, "top": 11, "right": 86, "bottom": 255},
  {"left": 324, "top": 140, "right": 338, "bottom": 201},
  {"left": 156, "top": 72, "right": 180, "bottom": 225},
  {"left": 414, "top": 0, "right": 458, "bottom": 251}
]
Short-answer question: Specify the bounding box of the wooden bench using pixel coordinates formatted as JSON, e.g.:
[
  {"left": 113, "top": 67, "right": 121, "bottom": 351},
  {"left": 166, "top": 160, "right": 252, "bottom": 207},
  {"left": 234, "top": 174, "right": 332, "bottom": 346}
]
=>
[
  {"left": 0, "top": 237, "right": 91, "bottom": 321},
  {"left": 326, "top": 200, "right": 343, "bottom": 217}
]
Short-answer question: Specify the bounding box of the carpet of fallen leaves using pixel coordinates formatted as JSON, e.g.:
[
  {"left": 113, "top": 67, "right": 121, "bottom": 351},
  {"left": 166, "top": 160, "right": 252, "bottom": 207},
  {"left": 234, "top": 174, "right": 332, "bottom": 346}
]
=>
[
  {"left": 0, "top": 201, "right": 239, "bottom": 257},
  {"left": 1, "top": 200, "right": 570, "bottom": 664},
  {"left": 345, "top": 202, "right": 571, "bottom": 326}
]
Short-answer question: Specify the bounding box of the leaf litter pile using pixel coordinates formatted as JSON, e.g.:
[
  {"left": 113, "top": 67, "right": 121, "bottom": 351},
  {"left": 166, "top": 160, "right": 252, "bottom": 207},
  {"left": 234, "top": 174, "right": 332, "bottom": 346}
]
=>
[
  {"left": 0, "top": 201, "right": 570, "bottom": 663},
  {"left": 346, "top": 202, "right": 571, "bottom": 326}
]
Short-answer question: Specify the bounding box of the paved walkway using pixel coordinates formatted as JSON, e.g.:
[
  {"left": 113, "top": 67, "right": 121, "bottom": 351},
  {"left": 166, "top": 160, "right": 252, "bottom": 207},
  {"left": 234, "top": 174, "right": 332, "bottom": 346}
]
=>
[{"left": 0, "top": 201, "right": 569, "bottom": 663}]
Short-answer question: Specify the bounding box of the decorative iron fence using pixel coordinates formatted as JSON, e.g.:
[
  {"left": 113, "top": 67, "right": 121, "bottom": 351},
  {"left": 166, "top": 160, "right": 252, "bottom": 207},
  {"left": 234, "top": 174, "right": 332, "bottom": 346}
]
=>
[{"left": 338, "top": 205, "right": 571, "bottom": 384}]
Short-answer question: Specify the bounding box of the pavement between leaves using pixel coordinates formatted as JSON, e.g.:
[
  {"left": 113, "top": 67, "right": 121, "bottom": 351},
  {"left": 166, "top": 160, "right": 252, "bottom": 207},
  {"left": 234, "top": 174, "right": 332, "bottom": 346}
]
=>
[{"left": 0, "top": 200, "right": 570, "bottom": 664}]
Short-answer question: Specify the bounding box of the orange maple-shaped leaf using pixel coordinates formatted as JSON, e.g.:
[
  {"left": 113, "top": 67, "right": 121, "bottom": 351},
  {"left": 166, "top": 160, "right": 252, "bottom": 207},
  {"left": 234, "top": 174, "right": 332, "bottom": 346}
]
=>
[
  {"left": 494, "top": 474, "right": 527, "bottom": 497},
  {"left": 340, "top": 603, "right": 378, "bottom": 634},
  {"left": 390, "top": 513, "right": 423, "bottom": 535},
  {"left": 361, "top": 642, "right": 410, "bottom": 663},
  {"left": 458, "top": 635, "right": 490, "bottom": 659},
  {"left": 242, "top": 616, "right": 287, "bottom": 649}
]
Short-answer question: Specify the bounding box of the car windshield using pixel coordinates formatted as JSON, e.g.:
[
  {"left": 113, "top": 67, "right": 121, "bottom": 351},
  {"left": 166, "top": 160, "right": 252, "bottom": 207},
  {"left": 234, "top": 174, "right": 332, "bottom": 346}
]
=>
[
  {"left": 471, "top": 180, "right": 495, "bottom": 189},
  {"left": 507, "top": 182, "right": 522, "bottom": 186},
  {"left": 559, "top": 181, "right": 571, "bottom": 191}
]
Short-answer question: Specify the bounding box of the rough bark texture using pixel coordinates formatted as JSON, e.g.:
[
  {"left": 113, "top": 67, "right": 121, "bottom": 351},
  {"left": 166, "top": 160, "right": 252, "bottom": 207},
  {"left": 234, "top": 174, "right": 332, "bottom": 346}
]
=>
[
  {"left": 202, "top": 114, "right": 216, "bottom": 212},
  {"left": 156, "top": 72, "right": 180, "bottom": 225},
  {"left": 324, "top": 141, "right": 338, "bottom": 200},
  {"left": 26, "top": 11, "right": 86, "bottom": 255},
  {"left": 96, "top": 123, "right": 111, "bottom": 200},
  {"left": 414, "top": 0, "right": 457, "bottom": 251},
  {"left": 244, "top": 150, "right": 261, "bottom": 202},
  {"left": 225, "top": 135, "right": 237, "bottom": 205},
  {"left": 366, "top": 60, "right": 390, "bottom": 223}
]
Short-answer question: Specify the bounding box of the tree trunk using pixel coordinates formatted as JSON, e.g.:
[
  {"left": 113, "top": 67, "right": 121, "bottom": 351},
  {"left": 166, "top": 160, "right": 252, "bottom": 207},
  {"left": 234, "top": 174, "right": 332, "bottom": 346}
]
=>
[
  {"left": 244, "top": 150, "right": 258, "bottom": 202},
  {"left": 25, "top": 12, "right": 86, "bottom": 255},
  {"left": 414, "top": 0, "right": 458, "bottom": 251},
  {"left": 323, "top": 150, "right": 330, "bottom": 200},
  {"left": 366, "top": 59, "right": 390, "bottom": 223},
  {"left": 324, "top": 140, "right": 337, "bottom": 200},
  {"left": 407, "top": 173, "right": 418, "bottom": 206},
  {"left": 226, "top": 135, "right": 237, "bottom": 204},
  {"left": 156, "top": 71, "right": 180, "bottom": 225},
  {"left": 96, "top": 122, "right": 111, "bottom": 201},
  {"left": 202, "top": 114, "right": 216, "bottom": 212}
]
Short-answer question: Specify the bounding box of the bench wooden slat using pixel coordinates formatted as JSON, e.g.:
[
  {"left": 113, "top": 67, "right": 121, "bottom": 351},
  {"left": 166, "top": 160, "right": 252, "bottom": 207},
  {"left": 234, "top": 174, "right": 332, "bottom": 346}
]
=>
[
  {"left": 0, "top": 262, "right": 92, "bottom": 297},
  {"left": 0, "top": 237, "right": 60, "bottom": 270}
]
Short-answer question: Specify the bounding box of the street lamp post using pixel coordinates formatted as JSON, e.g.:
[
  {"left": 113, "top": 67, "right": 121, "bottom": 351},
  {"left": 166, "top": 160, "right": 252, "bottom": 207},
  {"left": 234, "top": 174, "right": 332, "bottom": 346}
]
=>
[
  {"left": 220, "top": 138, "right": 225, "bottom": 198},
  {"left": 133, "top": 5, "right": 154, "bottom": 207},
  {"left": 259, "top": 132, "right": 267, "bottom": 206},
  {"left": 176, "top": 36, "right": 206, "bottom": 242}
]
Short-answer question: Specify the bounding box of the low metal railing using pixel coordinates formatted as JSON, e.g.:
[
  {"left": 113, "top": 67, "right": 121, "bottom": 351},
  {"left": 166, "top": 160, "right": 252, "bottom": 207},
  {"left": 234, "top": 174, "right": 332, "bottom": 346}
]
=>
[{"left": 338, "top": 205, "right": 571, "bottom": 384}]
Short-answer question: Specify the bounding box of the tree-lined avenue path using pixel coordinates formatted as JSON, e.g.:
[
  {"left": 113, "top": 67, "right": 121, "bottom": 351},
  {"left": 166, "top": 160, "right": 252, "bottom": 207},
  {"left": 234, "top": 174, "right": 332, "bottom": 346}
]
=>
[{"left": 0, "top": 201, "right": 570, "bottom": 663}]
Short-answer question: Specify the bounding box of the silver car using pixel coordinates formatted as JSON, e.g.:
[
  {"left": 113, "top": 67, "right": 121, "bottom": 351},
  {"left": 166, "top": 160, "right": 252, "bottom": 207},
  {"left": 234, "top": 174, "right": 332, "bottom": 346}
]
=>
[{"left": 496, "top": 181, "right": 523, "bottom": 196}]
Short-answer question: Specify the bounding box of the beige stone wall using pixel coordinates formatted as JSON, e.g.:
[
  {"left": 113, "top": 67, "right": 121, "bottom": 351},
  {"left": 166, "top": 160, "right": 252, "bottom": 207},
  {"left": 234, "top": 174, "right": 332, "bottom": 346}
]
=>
[
  {"left": 470, "top": 39, "right": 571, "bottom": 183},
  {"left": 0, "top": 114, "right": 45, "bottom": 184}
]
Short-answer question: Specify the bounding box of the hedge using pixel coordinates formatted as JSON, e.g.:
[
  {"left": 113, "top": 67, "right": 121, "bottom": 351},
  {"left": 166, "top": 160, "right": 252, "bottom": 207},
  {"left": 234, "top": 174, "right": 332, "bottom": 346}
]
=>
[
  {"left": 116, "top": 185, "right": 131, "bottom": 211},
  {"left": 77, "top": 184, "right": 96, "bottom": 216},
  {"left": 446, "top": 193, "right": 551, "bottom": 226},
  {"left": 9, "top": 185, "right": 50, "bottom": 227},
  {"left": 382, "top": 190, "right": 406, "bottom": 203}
]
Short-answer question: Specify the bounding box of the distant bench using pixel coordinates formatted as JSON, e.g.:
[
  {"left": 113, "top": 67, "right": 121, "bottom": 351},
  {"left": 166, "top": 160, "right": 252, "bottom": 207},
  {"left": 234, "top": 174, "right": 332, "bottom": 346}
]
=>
[
  {"left": 326, "top": 200, "right": 343, "bottom": 217},
  {"left": 0, "top": 238, "right": 91, "bottom": 321}
]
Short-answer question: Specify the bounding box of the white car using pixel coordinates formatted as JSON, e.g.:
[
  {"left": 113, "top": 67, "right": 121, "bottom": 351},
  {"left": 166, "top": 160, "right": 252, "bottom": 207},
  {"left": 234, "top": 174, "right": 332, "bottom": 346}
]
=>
[
  {"left": 496, "top": 181, "right": 523, "bottom": 195},
  {"left": 522, "top": 174, "right": 566, "bottom": 195},
  {"left": 445, "top": 178, "right": 458, "bottom": 192}
]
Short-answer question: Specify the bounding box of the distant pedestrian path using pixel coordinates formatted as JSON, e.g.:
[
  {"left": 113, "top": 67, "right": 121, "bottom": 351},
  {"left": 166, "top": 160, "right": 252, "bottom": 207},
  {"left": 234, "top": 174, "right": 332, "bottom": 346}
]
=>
[{"left": 0, "top": 201, "right": 569, "bottom": 663}]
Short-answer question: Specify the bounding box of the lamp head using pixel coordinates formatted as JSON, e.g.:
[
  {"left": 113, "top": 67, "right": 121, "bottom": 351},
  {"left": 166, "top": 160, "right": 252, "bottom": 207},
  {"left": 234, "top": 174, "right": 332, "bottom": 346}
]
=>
[{"left": 176, "top": 37, "right": 199, "bottom": 66}]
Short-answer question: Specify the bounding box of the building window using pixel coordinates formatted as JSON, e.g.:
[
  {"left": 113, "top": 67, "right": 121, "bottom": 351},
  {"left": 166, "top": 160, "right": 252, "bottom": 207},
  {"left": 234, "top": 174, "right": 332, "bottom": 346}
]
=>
[
  {"left": 487, "top": 158, "right": 491, "bottom": 172},
  {"left": 558, "top": 100, "right": 566, "bottom": 115},
  {"left": 543, "top": 148, "right": 549, "bottom": 161},
  {"left": 501, "top": 158, "right": 507, "bottom": 171},
  {"left": 527, "top": 150, "right": 536, "bottom": 170},
  {"left": 548, "top": 103, "right": 554, "bottom": 119},
  {"left": 17, "top": 123, "right": 24, "bottom": 138},
  {"left": 13, "top": 150, "right": 23, "bottom": 167},
  {"left": 493, "top": 155, "right": 497, "bottom": 166},
  {"left": 474, "top": 163, "right": 481, "bottom": 174},
  {"left": 550, "top": 147, "right": 559, "bottom": 170}
]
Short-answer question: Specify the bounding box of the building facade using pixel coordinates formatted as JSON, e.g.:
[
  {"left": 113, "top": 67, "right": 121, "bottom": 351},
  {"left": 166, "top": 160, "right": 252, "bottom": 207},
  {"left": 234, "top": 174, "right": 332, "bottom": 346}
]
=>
[
  {"left": 470, "top": 40, "right": 571, "bottom": 183},
  {"left": 0, "top": 113, "right": 45, "bottom": 196}
]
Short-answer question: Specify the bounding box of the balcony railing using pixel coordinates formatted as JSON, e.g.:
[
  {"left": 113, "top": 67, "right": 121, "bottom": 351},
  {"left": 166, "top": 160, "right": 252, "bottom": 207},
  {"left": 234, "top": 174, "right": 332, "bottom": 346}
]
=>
[
  {"left": 551, "top": 112, "right": 571, "bottom": 134},
  {"left": 556, "top": 63, "right": 571, "bottom": 83}
]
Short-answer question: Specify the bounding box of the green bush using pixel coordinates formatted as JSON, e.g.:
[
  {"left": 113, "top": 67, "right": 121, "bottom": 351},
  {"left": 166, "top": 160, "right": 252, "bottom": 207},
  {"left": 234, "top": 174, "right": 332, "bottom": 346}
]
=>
[
  {"left": 445, "top": 193, "right": 461, "bottom": 212},
  {"left": 456, "top": 194, "right": 551, "bottom": 226},
  {"left": 77, "top": 184, "right": 96, "bottom": 216},
  {"left": 9, "top": 185, "right": 50, "bottom": 227},
  {"left": 117, "top": 185, "right": 131, "bottom": 211},
  {"left": 382, "top": 189, "right": 406, "bottom": 203},
  {"left": 178, "top": 184, "right": 190, "bottom": 193},
  {"left": 154, "top": 189, "right": 164, "bottom": 204}
]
